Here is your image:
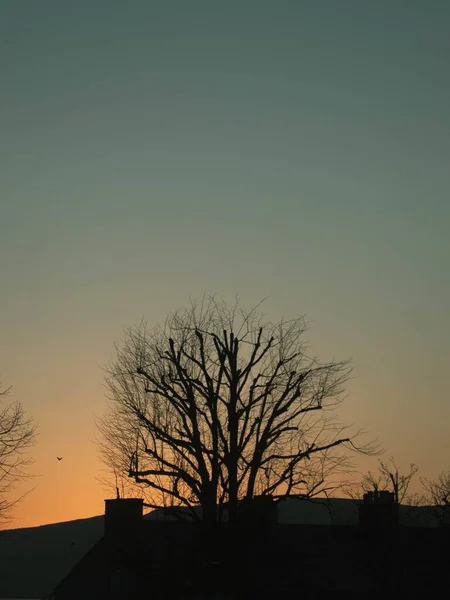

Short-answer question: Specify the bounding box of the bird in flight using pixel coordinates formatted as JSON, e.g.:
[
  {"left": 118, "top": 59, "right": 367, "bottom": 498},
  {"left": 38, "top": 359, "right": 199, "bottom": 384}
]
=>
[{"left": 57, "top": 456, "right": 63, "bottom": 461}]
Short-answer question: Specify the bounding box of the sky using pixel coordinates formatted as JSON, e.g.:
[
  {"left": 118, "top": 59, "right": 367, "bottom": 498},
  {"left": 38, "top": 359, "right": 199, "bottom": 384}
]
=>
[{"left": 1, "top": 0, "right": 449, "bottom": 527}]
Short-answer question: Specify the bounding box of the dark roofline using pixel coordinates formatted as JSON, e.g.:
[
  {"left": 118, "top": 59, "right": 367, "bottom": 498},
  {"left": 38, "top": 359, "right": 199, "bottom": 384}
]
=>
[{"left": 47, "top": 537, "right": 106, "bottom": 599}]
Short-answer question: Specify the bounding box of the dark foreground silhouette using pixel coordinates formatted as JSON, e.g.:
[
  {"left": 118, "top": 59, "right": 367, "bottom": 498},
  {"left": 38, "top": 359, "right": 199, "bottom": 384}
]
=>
[
  {"left": 1, "top": 494, "right": 448, "bottom": 599},
  {"left": 53, "top": 495, "right": 450, "bottom": 599}
]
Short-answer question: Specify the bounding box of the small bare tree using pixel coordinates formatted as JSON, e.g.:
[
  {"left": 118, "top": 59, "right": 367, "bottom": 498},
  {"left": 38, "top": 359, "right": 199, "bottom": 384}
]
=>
[
  {"left": 421, "top": 471, "right": 450, "bottom": 526},
  {"left": 98, "top": 296, "right": 373, "bottom": 526},
  {"left": 0, "top": 384, "right": 37, "bottom": 523},
  {"left": 349, "top": 457, "right": 419, "bottom": 504}
]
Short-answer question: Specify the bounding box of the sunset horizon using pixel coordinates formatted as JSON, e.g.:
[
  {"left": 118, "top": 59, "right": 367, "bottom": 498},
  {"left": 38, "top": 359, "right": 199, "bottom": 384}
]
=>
[{"left": 2, "top": 0, "right": 449, "bottom": 530}]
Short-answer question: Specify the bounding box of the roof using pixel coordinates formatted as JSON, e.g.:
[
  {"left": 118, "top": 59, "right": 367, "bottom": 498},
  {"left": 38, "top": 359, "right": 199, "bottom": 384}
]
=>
[
  {"left": 0, "top": 516, "right": 104, "bottom": 599},
  {"left": 147, "top": 496, "right": 442, "bottom": 527},
  {"left": 0, "top": 498, "right": 445, "bottom": 598}
]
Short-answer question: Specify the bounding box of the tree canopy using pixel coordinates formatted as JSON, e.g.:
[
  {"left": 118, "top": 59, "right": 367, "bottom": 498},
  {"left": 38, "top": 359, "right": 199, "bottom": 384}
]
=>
[{"left": 98, "top": 297, "right": 370, "bottom": 525}]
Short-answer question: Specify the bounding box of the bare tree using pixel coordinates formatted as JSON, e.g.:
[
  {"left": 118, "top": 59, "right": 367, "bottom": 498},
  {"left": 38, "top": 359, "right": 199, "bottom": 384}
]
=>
[
  {"left": 421, "top": 470, "right": 450, "bottom": 526},
  {"left": 349, "top": 457, "right": 419, "bottom": 504},
  {"left": 98, "top": 296, "right": 373, "bottom": 526},
  {"left": 0, "top": 384, "right": 37, "bottom": 523}
]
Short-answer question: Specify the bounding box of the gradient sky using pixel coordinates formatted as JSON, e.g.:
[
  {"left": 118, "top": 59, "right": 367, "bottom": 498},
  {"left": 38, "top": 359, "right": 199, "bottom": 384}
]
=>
[{"left": 1, "top": 0, "right": 449, "bottom": 527}]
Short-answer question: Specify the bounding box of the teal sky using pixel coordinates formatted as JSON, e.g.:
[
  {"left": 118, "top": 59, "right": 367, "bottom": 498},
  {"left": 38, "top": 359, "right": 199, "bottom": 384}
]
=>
[{"left": 1, "top": 1, "right": 449, "bottom": 525}]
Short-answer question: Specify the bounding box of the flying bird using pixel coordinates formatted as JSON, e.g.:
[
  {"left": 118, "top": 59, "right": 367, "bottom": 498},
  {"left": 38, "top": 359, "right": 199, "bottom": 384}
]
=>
[{"left": 57, "top": 456, "right": 63, "bottom": 461}]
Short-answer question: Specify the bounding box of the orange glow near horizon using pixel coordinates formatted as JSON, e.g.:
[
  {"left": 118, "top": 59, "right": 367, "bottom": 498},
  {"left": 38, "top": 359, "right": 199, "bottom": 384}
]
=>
[
  {"left": 4, "top": 351, "right": 450, "bottom": 530},
  {"left": 3, "top": 333, "right": 449, "bottom": 530},
  {"left": 2, "top": 0, "right": 449, "bottom": 531}
]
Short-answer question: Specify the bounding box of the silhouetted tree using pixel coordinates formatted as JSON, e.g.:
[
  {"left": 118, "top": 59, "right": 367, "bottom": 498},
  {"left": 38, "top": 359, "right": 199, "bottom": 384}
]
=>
[
  {"left": 98, "top": 296, "right": 372, "bottom": 526},
  {"left": 421, "top": 470, "right": 450, "bottom": 526},
  {"left": 0, "top": 383, "right": 36, "bottom": 523},
  {"left": 349, "top": 456, "right": 418, "bottom": 504}
]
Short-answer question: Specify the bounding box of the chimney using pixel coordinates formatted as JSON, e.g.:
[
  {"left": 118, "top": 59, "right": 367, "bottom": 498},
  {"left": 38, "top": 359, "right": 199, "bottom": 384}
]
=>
[
  {"left": 238, "top": 495, "right": 277, "bottom": 531},
  {"left": 104, "top": 498, "right": 144, "bottom": 539},
  {"left": 359, "top": 491, "right": 398, "bottom": 527},
  {"left": 103, "top": 499, "right": 143, "bottom": 598}
]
